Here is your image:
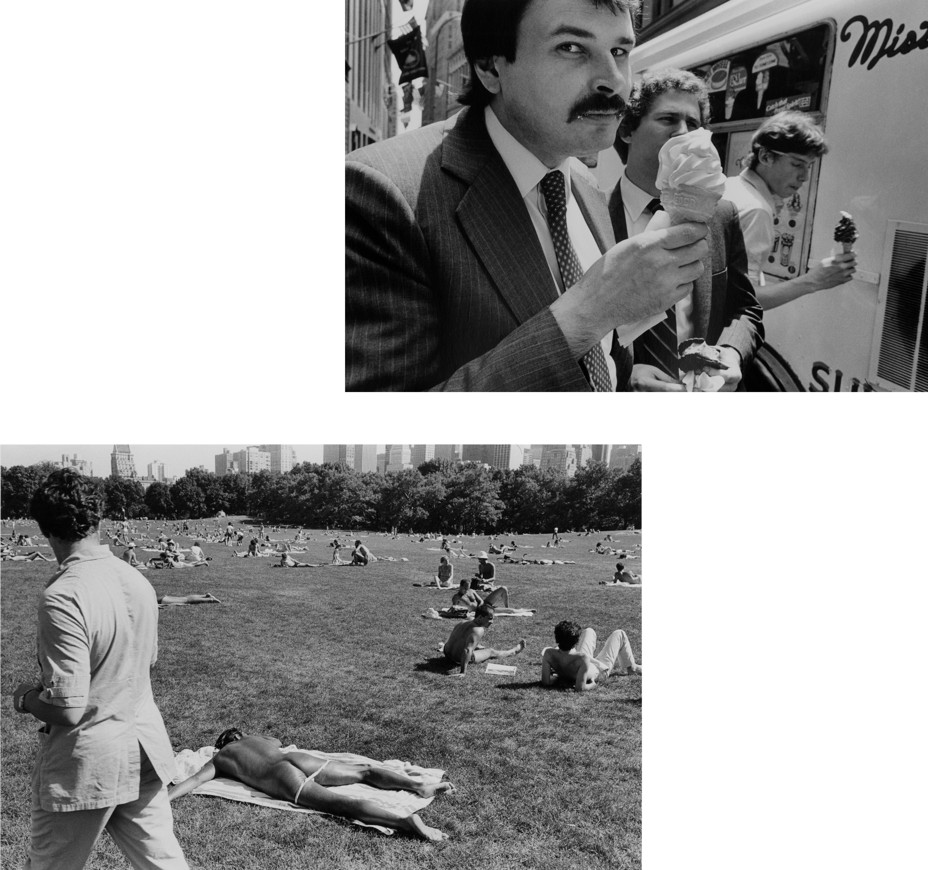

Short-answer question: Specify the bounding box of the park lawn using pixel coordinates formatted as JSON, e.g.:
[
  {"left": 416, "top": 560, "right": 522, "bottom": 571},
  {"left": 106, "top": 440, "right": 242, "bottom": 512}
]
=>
[{"left": 1, "top": 524, "right": 642, "bottom": 870}]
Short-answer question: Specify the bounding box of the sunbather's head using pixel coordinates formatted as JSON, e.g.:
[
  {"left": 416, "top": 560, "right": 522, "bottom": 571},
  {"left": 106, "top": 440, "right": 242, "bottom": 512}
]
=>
[
  {"left": 554, "top": 620, "right": 583, "bottom": 651},
  {"left": 439, "top": 556, "right": 449, "bottom": 565},
  {"left": 215, "top": 727, "right": 244, "bottom": 750},
  {"left": 474, "top": 603, "right": 495, "bottom": 626},
  {"left": 616, "top": 562, "right": 625, "bottom": 571}
]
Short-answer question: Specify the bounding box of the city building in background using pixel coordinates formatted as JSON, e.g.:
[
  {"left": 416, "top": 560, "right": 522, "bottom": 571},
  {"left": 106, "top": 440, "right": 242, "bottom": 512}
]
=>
[
  {"left": 215, "top": 449, "right": 238, "bottom": 475},
  {"left": 411, "top": 444, "right": 436, "bottom": 466},
  {"left": 636, "top": 0, "right": 728, "bottom": 43},
  {"left": 353, "top": 444, "right": 378, "bottom": 473},
  {"left": 609, "top": 445, "right": 640, "bottom": 472},
  {"left": 434, "top": 445, "right": 460, "bottom": 462},
  {"left": 345, "top": 0, "right": 395, "bottom": 153},
  {"left": 540, "top": 446, "right": 579, "bottom": 478},
  {"left": 421, "top": 0, "right": 465, "bottom": 126},
  {"left": 110, "top": 446, "right": 137, "bottom": 479},
  {"left": 232, "top": 447, "right": 271, "bottom": 475},
  {"left": 147, "top": 460, "right": 165, "bottom": 482},
  {"left": 323, "top": 444, "right": 357, "bottom": 467},
  {"left": 591, "top": 445, "right": 610, "bottom": 464},
  {"left": 387, "top": 444, "right": 413, "bottom": 472},
  {"left": 260, "top": 445, "right": 298, "bottom": 474},
  {"left": 59, "top": 454, "right": 93, "bottom": 476}
]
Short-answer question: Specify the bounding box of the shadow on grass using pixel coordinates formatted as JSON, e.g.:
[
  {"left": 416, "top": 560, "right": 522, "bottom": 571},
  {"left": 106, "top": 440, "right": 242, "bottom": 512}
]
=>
[{"left": 414, "top": 656, "right": 452, "bottom": 674}]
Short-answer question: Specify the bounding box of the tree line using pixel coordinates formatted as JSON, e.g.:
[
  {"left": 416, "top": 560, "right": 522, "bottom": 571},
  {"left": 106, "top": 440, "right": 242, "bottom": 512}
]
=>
[{"left": 1, "top": 457, "right": 641, "bottom": 533}]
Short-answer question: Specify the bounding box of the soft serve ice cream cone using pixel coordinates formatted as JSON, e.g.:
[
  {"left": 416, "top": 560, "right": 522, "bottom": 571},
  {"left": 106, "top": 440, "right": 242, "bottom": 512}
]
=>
[
  {"left": 655, "top": 128, "right": 727, "bottom": 225},
  {"left": 834, "top": 211, "right": 859, "bottom": 253}
]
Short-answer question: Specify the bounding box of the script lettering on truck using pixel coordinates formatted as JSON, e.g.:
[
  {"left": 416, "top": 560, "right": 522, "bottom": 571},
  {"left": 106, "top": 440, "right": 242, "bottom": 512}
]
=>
[{"left": 841, "top": 15, "right": 928, "bottom": 70}]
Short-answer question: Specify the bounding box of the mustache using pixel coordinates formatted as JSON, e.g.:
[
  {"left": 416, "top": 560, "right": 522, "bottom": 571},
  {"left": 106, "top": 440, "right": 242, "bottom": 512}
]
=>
[{"left": 568, "top": 93, "right": 625, "bottom": 121}]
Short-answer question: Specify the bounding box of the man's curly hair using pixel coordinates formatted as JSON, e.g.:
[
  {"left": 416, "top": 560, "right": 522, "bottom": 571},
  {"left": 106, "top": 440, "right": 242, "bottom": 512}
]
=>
[
  {"left": 30, "top": 468, "right": 104, "bottom": 542},
  {"left": 554, "top": 620, "right": 583, "bottom": 651}
]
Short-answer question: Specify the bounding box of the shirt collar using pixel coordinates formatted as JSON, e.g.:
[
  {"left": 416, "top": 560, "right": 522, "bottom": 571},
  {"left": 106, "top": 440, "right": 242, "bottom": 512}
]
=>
[
  {"left": 484, "top": 105, "right": 573, "bottom": 203},
  {"left": 46, "top": 543, "right": 114, "bottom": 586},
  {"left": 739, "top": 166, "right": 783, "bottom": 210},
  {"left": 619, "top": 172, "right": 657, "bottom": 223}
]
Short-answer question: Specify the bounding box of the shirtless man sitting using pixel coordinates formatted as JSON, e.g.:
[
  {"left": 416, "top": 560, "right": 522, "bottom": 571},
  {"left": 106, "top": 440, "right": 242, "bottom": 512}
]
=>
[
  {"left": 541, "top": 621, "right": 641, "bottom": 692},
  {"left": 450, "top": 579, "right": 530, "bottom": 615},
  {"left": 442, "top": 604, "right": 526, "bottom": 677},
  {"left": 600, "top": 561, "right": 642, "bottom": 586},
  {"left": 168, "top": 729, "right": 454, "bottom": 841}
]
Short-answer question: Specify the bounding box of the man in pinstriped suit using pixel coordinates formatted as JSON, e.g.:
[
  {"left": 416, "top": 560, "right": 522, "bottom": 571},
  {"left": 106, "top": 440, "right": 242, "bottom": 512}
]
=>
[
  {"left": 609, "top": 69, "right": 764, "bottom": 391},
  {"left": 345, "top": 0, "right": 709, "bottom": 391}
]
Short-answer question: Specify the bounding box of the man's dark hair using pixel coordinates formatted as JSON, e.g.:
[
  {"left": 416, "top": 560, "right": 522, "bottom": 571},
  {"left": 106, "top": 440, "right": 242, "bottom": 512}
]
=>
[
  {"left": 30, "top": 468, "right": 104, "bottom": 542},
  {"left": 475, "top": 603, "right": 496, "bottom": 620},
  {"left": 554, "top": 620, "right": 583, "bottom": 651},
  {"left": 748, "top": 110, "right": 827, "bottom": 170},
  {"left": 215, "top": 727, "right": 244, "bottom": 750},
  {"left": 459, "top": 0, "right": 641, "bottom": 108},
  {"left": 615, "top": 67, "right": 710, "bottom": 162}
]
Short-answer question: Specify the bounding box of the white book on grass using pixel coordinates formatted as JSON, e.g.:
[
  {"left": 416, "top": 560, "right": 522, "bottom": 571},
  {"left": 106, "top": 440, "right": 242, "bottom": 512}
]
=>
[{"left": 485, "top": 663, "right": 517, "bottom": 675}]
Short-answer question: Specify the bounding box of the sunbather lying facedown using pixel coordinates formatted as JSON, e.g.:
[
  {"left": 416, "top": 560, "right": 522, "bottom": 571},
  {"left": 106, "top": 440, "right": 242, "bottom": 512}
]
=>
[{"left": 168, "top": 730, "right": 454, "bottom": 841}]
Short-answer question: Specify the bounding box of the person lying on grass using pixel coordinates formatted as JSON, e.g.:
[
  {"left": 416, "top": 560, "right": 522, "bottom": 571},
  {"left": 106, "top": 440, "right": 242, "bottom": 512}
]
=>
[
  {"left": 157, "top": 593, "right": 221, "bottom": 605},
  {"left": 168, "top": 729, "right": 454, "bottom": 841},
  {"left": 599, "top": 562, "right": 641, "bottom": 586},
  {"left": 541, "top": 621, "right": 641, "bottom": 692},
  {"left": 0, "top": 547, "right": 55, "bottom": 561},
  {"left": 443, "top": 604, "right": 526, "bottom": 677},
  {"left": 273, "top": 552, "right": 323, "bottom": 568}
]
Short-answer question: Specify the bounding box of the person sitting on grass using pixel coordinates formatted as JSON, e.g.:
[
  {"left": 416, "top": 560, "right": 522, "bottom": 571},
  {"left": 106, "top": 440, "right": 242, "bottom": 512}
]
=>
[
  {"left": 470, "top": 552, "right": 496, "bottom": 591},
  {"left": 351, "top": 540, "right": 372, "bottom": 565},
  {"left": 442, "top": 604, "right": 526, "bottom": 677},
  {"left": 600, "top": 562, "right": 641, "bottom": 586},
  {"left": 157, "top": 593, "right": 221, "bottom": 605},
  {"left": 187, "top": 541, "right": 210, "bottom": 564},
  {"left": 168, "top": 729, "right": 454, "bottom": 841},
  {"left": 541, "top": 620, "right": 641, "bottom": 692},
  {"left": 432, "top": 555, "right": 454, "bottom": 587}
]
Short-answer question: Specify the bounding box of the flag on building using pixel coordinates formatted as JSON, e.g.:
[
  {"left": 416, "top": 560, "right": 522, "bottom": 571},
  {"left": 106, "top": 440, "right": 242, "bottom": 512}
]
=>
[{"left": 388, "top": 21, "right": 428, "bottom": 84}]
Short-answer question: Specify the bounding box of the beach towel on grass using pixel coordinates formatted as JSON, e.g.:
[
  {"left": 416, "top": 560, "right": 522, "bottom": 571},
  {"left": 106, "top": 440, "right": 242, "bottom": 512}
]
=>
[
  {"left": 422, "top": 607, "right": 534, "bottom": 620},
  {"left": 172, "top": 746, "right": 444, "bottom": 835}
]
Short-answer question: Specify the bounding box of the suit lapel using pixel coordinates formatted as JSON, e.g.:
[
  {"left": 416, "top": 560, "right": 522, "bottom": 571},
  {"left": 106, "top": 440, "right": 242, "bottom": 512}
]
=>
[{"left": 443, "top": 109, "right": 558, "bottom": 323}]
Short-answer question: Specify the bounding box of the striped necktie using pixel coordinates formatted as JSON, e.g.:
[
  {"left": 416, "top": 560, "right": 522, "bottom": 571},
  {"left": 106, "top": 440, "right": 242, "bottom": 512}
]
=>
[
  {"left": 634, "top": 198, "right": 679, "bottom": 377},
  {"left": 540, "top": 170, "right": 613, "bottom": 392}
]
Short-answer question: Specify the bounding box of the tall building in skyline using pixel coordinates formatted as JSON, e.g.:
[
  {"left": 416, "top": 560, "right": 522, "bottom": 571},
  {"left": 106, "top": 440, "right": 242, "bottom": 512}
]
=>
[
  {"left": 110, "top": 445, "right": 137, "bottom": 479},
  {"left": 60, "top": 454, "right": 92, "bottom": 476},
  {"left": 591, "top": 445, "right": 610, "bottom": 464},
  {"left": 541, "top": 445, "right": 578, "bottom": 477},
  {"left": 377, "top": 452, "right": 388, "bottom": 474},
  {"left": 609, "top": 445, "right": 639, "bottom": 472},
  {"left": 147, "top": 460, "right": 165, "bottom": 482},
  {"left": 387, "top": 444, "right": 412, "bottom": 472},
  {"left": 434, "top": 445, "right": 459, "bottom": 462},
  {"left": 323, "top": 445, "right": 356, "bottom": 468},
  {"left": 410, "top": 444, "right": 435, "bottom": 467},
  {"left": 353, "top": 444, "right": 378, "bottom": 473},
  {"left": 232, "top": 446, "right": 270, "bottom": 474},
  {"left": 260, "top": 445, "right": 297, "bottom": 474},
  {"left": 345, "top": 0, "right": 394, "bottom": 152},
  {"left": 215, "top": 449, "right": 238, "bottom": 475},
  {"left": 573, "top": 445, "right": 592, "bottom": 471},
  {"left": 483, "top": 445, "right": 512, "bottom": 469}
]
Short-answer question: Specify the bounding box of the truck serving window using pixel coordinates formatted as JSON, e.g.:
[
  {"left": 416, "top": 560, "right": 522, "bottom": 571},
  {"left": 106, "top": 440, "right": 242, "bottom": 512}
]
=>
[{"left": 691, "top": 23, "right": 833, "bottom": 125}]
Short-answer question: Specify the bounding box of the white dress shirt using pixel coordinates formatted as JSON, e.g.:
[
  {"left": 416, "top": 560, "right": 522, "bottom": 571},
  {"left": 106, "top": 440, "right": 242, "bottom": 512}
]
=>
[
  {"left": 724, "top": 167, "right": 782, "bottom": 288},
  {"left": 485, "top": 106, "right": 617, "bottom": 390}
]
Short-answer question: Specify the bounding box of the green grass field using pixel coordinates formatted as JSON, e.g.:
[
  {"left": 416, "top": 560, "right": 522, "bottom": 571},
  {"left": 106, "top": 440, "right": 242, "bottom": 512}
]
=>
[{"left": 1, "top": 523, "right": 642, "bottom": 870}]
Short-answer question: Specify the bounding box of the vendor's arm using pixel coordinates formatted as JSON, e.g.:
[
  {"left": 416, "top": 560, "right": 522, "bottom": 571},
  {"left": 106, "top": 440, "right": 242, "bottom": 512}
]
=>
[{"left": 13, "top": 682, "right": 84, "bottom": 726}]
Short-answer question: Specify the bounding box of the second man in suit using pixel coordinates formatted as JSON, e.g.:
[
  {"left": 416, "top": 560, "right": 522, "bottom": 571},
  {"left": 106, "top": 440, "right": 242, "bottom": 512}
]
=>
[{"left": 609, "top": 68, "right": 764, "bottom": 391}]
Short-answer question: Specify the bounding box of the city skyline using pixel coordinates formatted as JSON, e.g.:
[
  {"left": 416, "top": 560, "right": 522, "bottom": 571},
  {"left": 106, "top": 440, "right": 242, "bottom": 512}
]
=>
[{"left": 1, "top": 444, "right": 637, "bottom": 480}]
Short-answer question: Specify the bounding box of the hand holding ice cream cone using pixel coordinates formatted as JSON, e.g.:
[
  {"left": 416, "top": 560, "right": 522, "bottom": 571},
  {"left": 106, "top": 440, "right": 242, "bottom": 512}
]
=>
[{"left": 654, "top": 129, "right": 726, "bottom": 225}]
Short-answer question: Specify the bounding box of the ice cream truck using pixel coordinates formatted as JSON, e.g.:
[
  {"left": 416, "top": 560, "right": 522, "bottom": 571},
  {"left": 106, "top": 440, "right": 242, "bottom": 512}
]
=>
[{"left": 596, "top": 0, "right": 928, "bottom": 390}]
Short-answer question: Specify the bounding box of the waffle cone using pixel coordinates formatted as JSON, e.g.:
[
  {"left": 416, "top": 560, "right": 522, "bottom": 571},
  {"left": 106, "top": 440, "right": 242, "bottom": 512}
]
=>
[{"left": 660, "top": 186, "right": 721, "bottom": 223}]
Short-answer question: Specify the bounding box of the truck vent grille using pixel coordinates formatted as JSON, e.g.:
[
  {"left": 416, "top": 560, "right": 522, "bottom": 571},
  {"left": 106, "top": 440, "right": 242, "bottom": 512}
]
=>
[{"left": 874, "top": 224, "right": 928, "bottom": 391}]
